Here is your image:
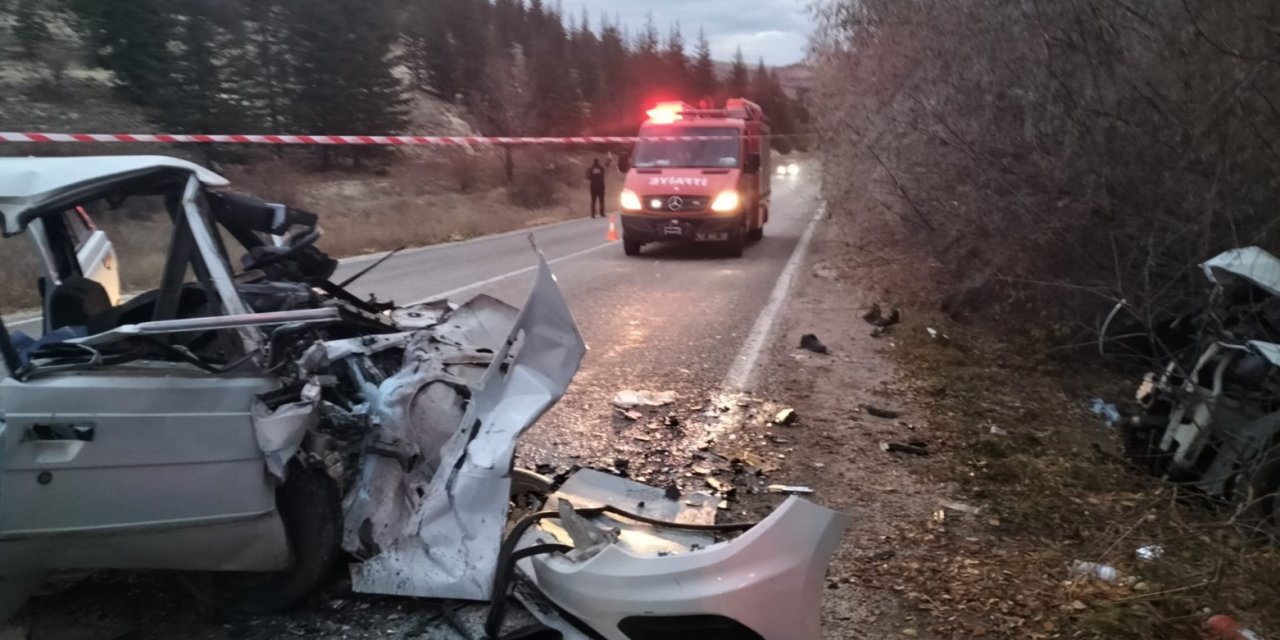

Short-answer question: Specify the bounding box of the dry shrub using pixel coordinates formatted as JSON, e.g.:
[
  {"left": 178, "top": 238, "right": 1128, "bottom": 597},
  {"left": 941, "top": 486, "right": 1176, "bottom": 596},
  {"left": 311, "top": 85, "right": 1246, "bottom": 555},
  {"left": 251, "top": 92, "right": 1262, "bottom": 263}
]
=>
[
  {"left": 888, "top": 313, "right": 1280, "bottom": 639},
  {"left": 812, "top": 0, "right": 1280, "bottom": 343},
  {"left": 507, "top": 149, "right": 565, "bottom": 209}
]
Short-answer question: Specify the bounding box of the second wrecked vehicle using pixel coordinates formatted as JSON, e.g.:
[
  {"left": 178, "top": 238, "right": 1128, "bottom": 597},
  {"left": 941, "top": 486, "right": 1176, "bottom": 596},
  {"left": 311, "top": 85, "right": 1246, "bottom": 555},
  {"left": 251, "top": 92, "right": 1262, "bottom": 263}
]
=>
[
  {"left": 1123, "top": 247, "right": 1280, "bottom": 533},
  {"left": 0, "top": 156, "right": 849, "bottom": 638}
]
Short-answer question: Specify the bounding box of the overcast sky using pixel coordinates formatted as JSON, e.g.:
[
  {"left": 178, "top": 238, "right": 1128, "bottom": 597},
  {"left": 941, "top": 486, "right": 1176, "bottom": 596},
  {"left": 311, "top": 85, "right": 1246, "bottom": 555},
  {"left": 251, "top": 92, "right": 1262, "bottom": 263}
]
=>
[{"left": 564, "top": 0, "right": 814, "bottom": 66}]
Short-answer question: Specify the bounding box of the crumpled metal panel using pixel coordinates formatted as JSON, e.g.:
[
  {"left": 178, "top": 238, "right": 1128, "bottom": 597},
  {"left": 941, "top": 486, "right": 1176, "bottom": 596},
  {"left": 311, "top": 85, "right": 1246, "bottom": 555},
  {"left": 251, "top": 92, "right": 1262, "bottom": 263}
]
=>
[
  {"left": 527, "top": 495, "right": 851, "bottom": 640},
  {"left": 1203, "top": 246, "right": 1280, "bottom": 298},
  {"left": 349, "top": 254, "right": 586, "bottom": 600},
  {"left": 339, "top": 299, "right": 514, "bottom": 561}
]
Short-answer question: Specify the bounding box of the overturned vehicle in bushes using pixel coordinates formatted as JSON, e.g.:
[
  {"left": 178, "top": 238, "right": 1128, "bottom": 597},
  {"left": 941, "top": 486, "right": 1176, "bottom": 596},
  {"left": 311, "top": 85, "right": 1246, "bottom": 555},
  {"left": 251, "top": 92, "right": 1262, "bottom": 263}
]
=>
[
  {"left": 1122, "top": 247, "right": 1280, "bottom": 534},
  {"left": 0, "top": 156, "right": 850, "bottom": 639}
]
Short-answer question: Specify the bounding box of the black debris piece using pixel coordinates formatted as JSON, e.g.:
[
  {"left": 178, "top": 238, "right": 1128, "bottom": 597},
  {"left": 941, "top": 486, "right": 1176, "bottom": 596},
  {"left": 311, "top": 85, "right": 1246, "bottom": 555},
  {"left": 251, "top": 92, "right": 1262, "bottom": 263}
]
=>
[
  {"left": 861, "top": 404, "right": 900, "bottom": 420},
  {"left": 799, "top": 333, "right": 829, "bottom": 354},
  {"left": 880, "top": 441, "right": 930, "bottom": 456}
]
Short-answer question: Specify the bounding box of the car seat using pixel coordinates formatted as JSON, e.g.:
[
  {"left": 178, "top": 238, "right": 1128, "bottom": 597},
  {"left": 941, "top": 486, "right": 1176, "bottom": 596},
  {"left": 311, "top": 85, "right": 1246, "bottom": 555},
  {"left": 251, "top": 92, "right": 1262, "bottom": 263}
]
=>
[{"left": 46, "top": 276, "right": 113, "bottom": 334}]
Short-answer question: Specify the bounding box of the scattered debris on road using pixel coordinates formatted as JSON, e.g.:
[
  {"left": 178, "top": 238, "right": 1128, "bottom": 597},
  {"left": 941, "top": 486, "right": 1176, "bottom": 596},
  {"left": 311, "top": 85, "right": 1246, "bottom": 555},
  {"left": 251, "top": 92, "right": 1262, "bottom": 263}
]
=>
[
  {"left": 619, "top": 409, "right": 644, "bottom": 421},
  {"left": 799, "top": 333, "right": 829, "bottom": 354},
  {"left": 774, "top": 408, "right": 799, "bottom": 425},
  {"left": 880, "top": 441, "right": 930, "bottom": 456},
  {"left": 863, "top": 303, "right": 902, "bottom": 328},
  {"left": 1088, "top": 398, "right": 1122, "bottom": 427},
  {"left": 768, "top": 484, "right": 816, "bottom": 495},
  {"left": 989, "top": 425, "right": 1009, "bottom": 436},
  {"left": 938, "top": 500, "right": 983, "bottom": 516},
  {"left": 926, "top": 327, "right": 951, "bottom": 345},
  {"left": 1069, "top": 560, "right": 1127, "bottom": 585},
  {"left": 861, "top": 404, "right": 901, "bottom": 419},
  {"left": 612, "top": 389, "right": 677, "bottom": 409}
]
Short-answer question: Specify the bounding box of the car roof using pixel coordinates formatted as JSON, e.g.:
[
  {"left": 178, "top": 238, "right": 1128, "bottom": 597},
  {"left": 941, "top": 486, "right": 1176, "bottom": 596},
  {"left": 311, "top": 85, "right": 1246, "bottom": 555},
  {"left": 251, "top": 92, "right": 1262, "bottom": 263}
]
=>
[{"left": 0, "top": 155, "right": 229, "bottom": 236}]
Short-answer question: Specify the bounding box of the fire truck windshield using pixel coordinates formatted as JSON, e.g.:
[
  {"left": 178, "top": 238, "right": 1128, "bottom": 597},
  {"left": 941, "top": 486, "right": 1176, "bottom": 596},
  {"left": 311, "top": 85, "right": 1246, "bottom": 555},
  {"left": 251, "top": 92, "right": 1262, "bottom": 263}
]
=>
[{"left": 633, "top": 126, "right": 740, "bottom": 169}]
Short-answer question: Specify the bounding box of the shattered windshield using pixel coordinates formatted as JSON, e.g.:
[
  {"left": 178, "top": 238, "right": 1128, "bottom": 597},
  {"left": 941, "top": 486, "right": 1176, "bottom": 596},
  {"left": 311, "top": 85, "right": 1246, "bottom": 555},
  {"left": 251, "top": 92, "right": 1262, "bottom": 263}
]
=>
[{"left": 633, "top": 126, "right": 741, "bottom": 169}]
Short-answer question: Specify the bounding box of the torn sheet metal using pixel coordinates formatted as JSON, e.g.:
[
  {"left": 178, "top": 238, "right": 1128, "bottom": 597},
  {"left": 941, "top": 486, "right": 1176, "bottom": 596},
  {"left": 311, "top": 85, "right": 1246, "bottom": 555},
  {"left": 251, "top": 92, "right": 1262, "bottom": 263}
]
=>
[
  {"left": 251, "top": 396, "right": 319, "bottom": 479},
  {"left": 349, "top": 252, "right": 586, "bottom": 600},
  {"left": 338, "top": 300, "right": 513, "bottom": 563},
  {"left": 534, "top": 469, "right": 718, "bottom": 557},
  {"left": 1248, "top": 340, "right": 1280, "bottom": 367},
  {"left": 1203, "top": 246, "right": 1280, "bottom": 297},
  {"left": 525, "top": 495, "right": 851, "bottom": 640}
]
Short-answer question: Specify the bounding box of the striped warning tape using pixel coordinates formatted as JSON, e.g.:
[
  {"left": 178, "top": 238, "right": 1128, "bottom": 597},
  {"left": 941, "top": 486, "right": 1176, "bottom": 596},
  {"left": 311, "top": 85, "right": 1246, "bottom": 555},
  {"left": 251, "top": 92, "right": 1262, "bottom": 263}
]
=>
[{"left": 0, "top": 132, "right": 759, "bottom": 145}]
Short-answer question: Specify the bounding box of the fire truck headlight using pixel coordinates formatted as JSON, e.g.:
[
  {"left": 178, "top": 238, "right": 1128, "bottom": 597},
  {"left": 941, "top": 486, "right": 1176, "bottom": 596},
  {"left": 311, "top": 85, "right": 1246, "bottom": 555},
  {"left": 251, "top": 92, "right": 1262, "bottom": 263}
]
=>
[
  {"left": 710, "top": 191, "right": 741, "bottom": 213},
  {"left": 620, "top": 189, "right": 643, "bottom": 211}
]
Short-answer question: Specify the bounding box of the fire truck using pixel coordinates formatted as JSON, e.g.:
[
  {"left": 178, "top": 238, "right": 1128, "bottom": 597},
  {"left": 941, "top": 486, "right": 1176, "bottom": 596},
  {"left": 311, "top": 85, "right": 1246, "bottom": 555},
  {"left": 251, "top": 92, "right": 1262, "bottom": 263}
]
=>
[{"left": 617, "top": 99, "right": 771, "bottom": 258}]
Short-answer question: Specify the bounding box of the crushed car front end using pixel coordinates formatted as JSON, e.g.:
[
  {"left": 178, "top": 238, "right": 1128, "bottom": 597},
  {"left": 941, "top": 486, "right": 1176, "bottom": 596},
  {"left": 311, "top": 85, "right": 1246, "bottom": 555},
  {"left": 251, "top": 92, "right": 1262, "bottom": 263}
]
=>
[{"left": 0, "top": 156, "right": 852, "bottom": 637}]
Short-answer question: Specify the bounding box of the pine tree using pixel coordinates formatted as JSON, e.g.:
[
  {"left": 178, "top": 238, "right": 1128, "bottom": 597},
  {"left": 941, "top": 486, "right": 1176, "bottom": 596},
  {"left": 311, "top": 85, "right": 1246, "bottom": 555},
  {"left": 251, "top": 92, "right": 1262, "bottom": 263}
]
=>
[
  {"left": 663, "top": 22, "right": 688, "bottom": 101},
  {"left": 469, "top": 40, "right": 532, "bottom": 181},
  {"left": 285, "top": 0, "right": 407, "bottom": 167},
  {"left": 157, "top": 10, "right": 232, "bottom": 134},
  {"left": 691, "top": 27, "right": 717, "bottom": 106},
  {"left": 405, "top": 0, "right": 458, "bottom": 99},
  {"left": 14, "top": 0, "right": 51, "bottom": 60},
  {"left": 236, "top": 0, "right": 294, "bottom": 135},
  {"left": 596, "top": 16, "right": 630, "bottom": 134},
  {"left": 70, "top": 0, "right": 175, "bottom": 105},
  {"left": 728, "top": 46, "right": 750, "bottom": 98},
  {"left": 450, "top": 0, "right": 488, "bottom": 101}
]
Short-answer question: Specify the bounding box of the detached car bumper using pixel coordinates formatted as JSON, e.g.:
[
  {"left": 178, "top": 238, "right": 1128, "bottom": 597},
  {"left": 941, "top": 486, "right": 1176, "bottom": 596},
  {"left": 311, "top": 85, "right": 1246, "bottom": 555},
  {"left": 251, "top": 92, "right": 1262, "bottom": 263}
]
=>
[{"left": 620, "top": 213, "right": 740, "bottom": 243}]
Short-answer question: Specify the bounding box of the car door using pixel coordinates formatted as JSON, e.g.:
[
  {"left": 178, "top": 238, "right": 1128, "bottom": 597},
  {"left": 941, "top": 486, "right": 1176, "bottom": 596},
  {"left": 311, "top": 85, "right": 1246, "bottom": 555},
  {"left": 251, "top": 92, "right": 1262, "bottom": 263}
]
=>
[
  {"left": 63, "top": 207, "right": 121, "bottom": 304},
  {"left": 0, "top": 364, "right": 284, "bottom": 572}
]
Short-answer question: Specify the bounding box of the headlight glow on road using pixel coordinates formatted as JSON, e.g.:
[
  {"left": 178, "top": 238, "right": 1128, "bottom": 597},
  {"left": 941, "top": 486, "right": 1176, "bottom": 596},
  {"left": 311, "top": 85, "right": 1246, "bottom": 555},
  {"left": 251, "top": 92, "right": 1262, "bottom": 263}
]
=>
[
  {"left": 711, "top": 190, "right": 741, "bottom": 212},
  {"left": 620, "top": 189, "right": 642, "bottom": 211}
]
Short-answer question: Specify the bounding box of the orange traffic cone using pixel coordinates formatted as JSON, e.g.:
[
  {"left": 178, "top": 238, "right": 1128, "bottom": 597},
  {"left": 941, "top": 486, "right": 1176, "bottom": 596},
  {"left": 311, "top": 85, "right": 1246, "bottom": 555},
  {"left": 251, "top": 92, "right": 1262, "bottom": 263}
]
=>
[{"left": 606, "top": 214, "right": 619, "bottom": 242}]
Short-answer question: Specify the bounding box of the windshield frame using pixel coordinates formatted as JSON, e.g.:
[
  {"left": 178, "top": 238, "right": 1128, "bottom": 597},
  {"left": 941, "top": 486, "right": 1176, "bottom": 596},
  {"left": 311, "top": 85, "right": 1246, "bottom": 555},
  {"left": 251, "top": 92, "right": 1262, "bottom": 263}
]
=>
[{"left": 632, "top": 125, "right": 743, "bottom": 170}]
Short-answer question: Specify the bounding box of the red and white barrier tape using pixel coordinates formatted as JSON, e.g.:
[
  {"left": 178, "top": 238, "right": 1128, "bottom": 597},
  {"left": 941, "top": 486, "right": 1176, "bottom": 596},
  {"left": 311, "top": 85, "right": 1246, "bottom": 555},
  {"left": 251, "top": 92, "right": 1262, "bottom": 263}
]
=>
[{"left": 0, "top": 132, "right": 754, "bottom": 145}]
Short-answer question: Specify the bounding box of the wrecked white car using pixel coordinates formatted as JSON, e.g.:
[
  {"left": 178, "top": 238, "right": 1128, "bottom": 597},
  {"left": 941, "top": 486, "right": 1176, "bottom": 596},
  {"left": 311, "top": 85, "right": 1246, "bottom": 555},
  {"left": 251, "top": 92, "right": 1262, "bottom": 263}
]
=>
[
  {"left": 1124, "top": 247, "right": 1280, "bottom": 533},
  {"left": 0, "top": 156, "right": 850, "bottom": 638}
]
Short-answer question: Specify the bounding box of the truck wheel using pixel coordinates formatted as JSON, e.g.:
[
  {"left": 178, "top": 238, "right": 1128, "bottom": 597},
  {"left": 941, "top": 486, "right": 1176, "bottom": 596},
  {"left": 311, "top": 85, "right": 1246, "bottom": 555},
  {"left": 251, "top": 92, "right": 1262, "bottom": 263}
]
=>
[
  {"left": 724, "top": 219, "right": 745, "bottom": 258},
  {"left": 623, "top": 239, "right": 642, "bottom": 256},
  {"left": 211, "top": 466, "right": 342, "bottom": 613}
]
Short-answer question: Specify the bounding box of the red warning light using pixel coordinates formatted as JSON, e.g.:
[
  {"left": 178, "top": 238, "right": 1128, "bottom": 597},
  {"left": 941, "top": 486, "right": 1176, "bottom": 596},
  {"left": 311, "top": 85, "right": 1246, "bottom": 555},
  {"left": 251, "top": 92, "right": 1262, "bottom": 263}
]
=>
[{"left": 645, "top": 102, "right": 686, "bottom": 124}]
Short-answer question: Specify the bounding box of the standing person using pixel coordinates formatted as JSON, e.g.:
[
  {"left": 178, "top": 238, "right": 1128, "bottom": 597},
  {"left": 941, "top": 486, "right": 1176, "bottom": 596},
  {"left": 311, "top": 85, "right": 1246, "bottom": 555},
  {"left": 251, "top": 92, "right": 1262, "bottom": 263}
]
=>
[{"left": 587, "top": 158, "right": 607, "bottom": 219}]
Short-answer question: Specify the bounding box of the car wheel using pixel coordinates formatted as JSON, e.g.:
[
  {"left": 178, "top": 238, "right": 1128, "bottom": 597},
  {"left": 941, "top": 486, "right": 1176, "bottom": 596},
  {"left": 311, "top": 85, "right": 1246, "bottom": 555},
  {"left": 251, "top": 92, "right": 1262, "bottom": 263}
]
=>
[
  {"left": 211, "top": 466, "right": 342, "bottom": 613},
  {"left": 724, "top": 220, "right": 745, "bottom": 258},
  {"left": 623, "top": 239, "right": 642, "bottom": 256},
  {"left": 747, "top": 226, "right": 764, "bottom": 242}
]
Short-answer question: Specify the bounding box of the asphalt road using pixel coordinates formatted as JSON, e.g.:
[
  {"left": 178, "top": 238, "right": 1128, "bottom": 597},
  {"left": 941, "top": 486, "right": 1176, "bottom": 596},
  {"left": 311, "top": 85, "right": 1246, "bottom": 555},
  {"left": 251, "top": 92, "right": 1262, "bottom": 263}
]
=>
[{"left": 335, "top": 171, "right": 823, "bottom": 480}]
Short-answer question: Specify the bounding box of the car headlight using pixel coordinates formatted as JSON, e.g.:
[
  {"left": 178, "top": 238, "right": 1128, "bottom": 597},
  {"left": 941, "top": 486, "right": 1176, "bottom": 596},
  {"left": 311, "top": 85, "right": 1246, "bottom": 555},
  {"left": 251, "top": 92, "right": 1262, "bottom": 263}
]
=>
[
  {"left": 711, "top": 191, "right": 741, "bottom": 212},
  {"left": 620, "top": 189, "right": 642, "bottom": 211},
  {"left": 776, "top": 166, "right": 787, "bottom": 175},
  {"left": 787, "top": 164, "right": 800, "bottom": 175}
]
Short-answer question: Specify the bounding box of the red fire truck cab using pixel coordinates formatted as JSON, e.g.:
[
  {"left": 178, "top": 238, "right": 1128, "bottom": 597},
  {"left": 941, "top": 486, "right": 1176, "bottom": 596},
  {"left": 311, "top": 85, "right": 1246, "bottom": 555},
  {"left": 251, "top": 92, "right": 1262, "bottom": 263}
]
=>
[{"left": 617, "top": 99, "right": 771, "bottom": 258}]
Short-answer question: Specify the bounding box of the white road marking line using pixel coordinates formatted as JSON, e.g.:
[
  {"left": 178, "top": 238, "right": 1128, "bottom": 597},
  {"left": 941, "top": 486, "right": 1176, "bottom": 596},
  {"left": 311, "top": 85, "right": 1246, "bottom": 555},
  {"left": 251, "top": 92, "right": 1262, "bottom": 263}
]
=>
[
  {"left": 406, "top": 240, "right": 615, "bottom": 305},
  {"left": 722, "top": 204, "right": 825, "bottom": 391}
]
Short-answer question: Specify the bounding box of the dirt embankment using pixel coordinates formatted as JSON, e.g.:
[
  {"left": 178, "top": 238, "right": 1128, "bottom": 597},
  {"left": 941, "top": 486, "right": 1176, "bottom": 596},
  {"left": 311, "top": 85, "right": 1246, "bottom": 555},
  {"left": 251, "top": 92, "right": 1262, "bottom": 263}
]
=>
[{"left": 751, "top": 208, "right": 1280, "bottom": 639}]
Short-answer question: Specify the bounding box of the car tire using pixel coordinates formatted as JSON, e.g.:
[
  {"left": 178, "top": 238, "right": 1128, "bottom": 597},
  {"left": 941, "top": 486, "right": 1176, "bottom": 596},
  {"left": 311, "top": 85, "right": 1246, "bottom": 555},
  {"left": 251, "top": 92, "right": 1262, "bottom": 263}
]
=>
[
  {"left": 747, "top": 226, "right": 764, "bottom": 242},
  {"left": 724, "top": 220, "right": 745, "bottom": 258},
  {"left": 211, "top": 466, "right": 342, "bottom": 614},
  {"left": 623, "top": 239, "right": 642, "bottom": 256}
]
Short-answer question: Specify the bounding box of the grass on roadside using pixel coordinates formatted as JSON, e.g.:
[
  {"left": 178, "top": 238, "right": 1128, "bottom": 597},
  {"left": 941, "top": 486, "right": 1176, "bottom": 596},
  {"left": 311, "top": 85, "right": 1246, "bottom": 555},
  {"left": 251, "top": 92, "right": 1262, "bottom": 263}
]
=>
[{"left": 883, "top": 312, "right": 1280, "bottom": 640}]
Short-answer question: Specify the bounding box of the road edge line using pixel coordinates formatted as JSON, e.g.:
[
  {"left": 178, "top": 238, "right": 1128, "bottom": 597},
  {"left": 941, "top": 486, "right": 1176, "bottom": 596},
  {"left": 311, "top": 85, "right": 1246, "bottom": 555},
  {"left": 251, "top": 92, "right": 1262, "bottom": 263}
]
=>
[{"left": 722, "top": 203, "right": 825, "bottom": 391}]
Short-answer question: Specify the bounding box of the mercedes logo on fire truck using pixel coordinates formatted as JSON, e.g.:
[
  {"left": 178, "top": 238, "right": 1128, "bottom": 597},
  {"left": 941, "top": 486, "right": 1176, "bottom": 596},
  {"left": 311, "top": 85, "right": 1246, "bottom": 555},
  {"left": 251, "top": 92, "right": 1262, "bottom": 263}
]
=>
[{"left": 666, "top": 196, "right": 684, "bottom": 211}]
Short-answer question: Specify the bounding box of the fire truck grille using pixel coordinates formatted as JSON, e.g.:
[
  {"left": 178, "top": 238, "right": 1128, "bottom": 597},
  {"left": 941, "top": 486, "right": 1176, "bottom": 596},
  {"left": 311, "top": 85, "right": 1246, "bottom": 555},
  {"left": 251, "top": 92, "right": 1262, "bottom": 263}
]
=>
[{"left": 645, "top": 195, "right": 708, "bottom": 213}]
